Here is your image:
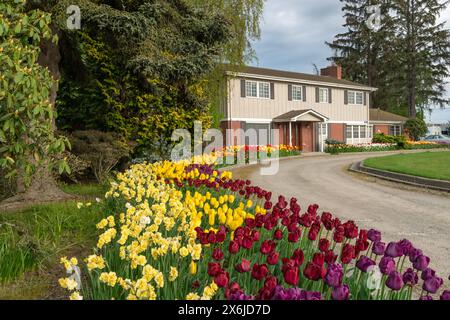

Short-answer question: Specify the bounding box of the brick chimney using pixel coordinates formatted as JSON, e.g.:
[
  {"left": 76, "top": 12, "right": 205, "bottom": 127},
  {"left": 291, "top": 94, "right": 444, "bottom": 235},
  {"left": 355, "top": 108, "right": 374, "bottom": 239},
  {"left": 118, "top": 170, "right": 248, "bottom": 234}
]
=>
[{"left": 320, "top": 65, "right": 342, "bottom": 80}]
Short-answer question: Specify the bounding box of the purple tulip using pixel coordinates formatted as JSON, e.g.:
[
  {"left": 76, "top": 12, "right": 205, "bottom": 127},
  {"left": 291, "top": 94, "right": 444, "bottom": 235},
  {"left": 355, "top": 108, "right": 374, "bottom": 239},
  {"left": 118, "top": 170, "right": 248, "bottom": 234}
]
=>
[
  {"left": 413, "top": 255, "right": 430, "bottom": 271},
  {"left": 229, "top": 292, "right": 254, "bottom": 300},
  {"left": 325, "top": 263, "right": 343, "bottom": 288},
  {"left": 386, "top": 271, "right": 404, "bottom": 291},
  {"left": 421, "top": 268, "right": 436, "bottom": 281},
  {"left": 368, "top": 229, "right": 381, "bottom": 242},
  {"left": 402, "top": 268, "right": 418, "bottom": 286},
  {"left": 440, "top": 291, "right": 450, "bottom": 300},
  {"left": 408, "top": 248, "right": 423, "bottom": 263},
  {"left": 398, "top": 239, "right": 413, "bottom": 256},
  {"left": 300, "top": 291, "right": 322, "bottom": 301},
  {"left": 379, "top": 256, "right": 396, "bottom": 275},
  {"left": 331, "top": 284, "right": 350, "bottom": 300},
  {"left": 419, "top": 295, "right": 433, "bottom": 301},
  {"left": 423, "top": 276, "right": 443, "bottom": 294},
  {"left": 356, "top": 256, "right": 376, "bottom": 272},
  {"left": 272, "top": 286, "right": 321, "bottom": 300},
  {"left": 385, "top": 242, "right": 403, "bottom": 258},
  {"left": 372, "top": 241, "right": 386, "bottom": 256}
]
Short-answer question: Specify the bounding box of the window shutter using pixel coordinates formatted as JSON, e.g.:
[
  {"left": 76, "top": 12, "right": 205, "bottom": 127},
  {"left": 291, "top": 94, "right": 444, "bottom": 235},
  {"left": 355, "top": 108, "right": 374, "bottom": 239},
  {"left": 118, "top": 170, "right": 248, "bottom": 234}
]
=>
[
  {"left": 328, "top": 88, "right": 332, "bottom": 103},
  {"left": 315, "top": 87, "right": 320, "bottom": 103},
  {"left": 364, "top": 92, "right": 367, "bottom": 105},
  {"left": 344, "top": 90, "right": 348, "bottom": 105},
  {"left": 270, "top": 83, "right": 275, "bottom": 100},
  {"left": 241, "top": 79, "right": 246, "bottom": 98},
  {"left": 288, "top": 84, "right": 292, "bottom": 101},
  {"left": 302, "top": 85, "right": 307, "bottom": 101}
]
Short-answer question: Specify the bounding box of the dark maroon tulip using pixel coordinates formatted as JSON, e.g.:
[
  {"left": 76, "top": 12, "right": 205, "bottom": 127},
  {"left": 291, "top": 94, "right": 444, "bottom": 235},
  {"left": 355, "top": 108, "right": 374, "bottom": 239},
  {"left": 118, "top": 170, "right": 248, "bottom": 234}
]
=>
[
  {"left": 408, "top": 248, "right": 423, "bottom": 263},
  {"left": 398, "top": 239, "right": 413, "bottom": 256},
  {"left": 386, "top": 271, "right": 404, "bottom": 291},
  {"left": 356, "top": 256, "right": 376, "bottom": 272},
  {"left": 212, "top": 248, "right": 224, "bottom": 261},
  {"left": 413, "top": 255, "right": 430, "bottom": 271},
  {"left": 331, "top": 284, "right": 349, "bottom": 300},
  {"left": 419, "top": 295, "right": 433, "bottom": 301},
  {"left": 423, "top": 276, "right": 443, "bottom": 294},
  {"left": 385, "top": 242, "right": 403, "bottom": 258},
  {"left": 325, "top": 263, "right": 343, "bottom": 288},
  {"left": 402, "top": 268, "right": 418, "bottom": 286},
  {"left": 421, "top": 268, "right": 436, "bottom": 281},
  {"left": 440, "top": 291, "right": 450, "bottom": 300},
  {"left": 379, "top": 256, "right": 396, "bottom": 275},
  {"left": 372, "top": 241, "right": 386, "bottom": 256},
  {"left": 367, "top": 229, "right": 381, "bottom": 242}
]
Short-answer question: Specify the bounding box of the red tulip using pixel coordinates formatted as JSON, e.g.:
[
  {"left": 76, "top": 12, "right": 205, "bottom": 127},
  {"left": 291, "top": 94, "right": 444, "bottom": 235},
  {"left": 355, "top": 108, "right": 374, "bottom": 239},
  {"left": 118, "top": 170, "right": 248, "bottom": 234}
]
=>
[
  {"left": 251, "top": 263, "right": 269, "bottom": 280},
  {"left": 212, "top": 248, "right": 224, "bottom": 261},
  {"left": 260, "top": 240, "right": 276, "bottom": 255},
  {"left": 313, "top": 252, "right": 325, "bottom": 266},
  {"left": 303, "top": 262, "right": 325, "bottom": 281},
  {"left": 341, "top": 243, "right": 355, "bottom": 264},
  {"left": 214, "top": 271, "right": 229, "bottom": 288},
  {"left": 242, "top": 237, "right": 253, "bottom": 249},
  {"left": 208, "top": 262, "right": 222, "bottom": 277},
  {"left": 274, "top": 229, "right": 283, "bottom": 240},
  {"left": 325, "top": 250, "right": 338, "bottom": 264},
  {"left": 292, "top": 249, "right": 305, "bottom": 266},
  {"left": 228, "top": 240, "right": 240, "bottom": 254},
  {"left": 283, "top": 267, "right": 299, "bottom": 286},
  {"left": 319, "top": 238, "right": 330, "bottom": 252},
  {"left": 267, "top": 251, "right": 280, "bottom": 265},
  {"left": 235, "top": 259, "right": 251, "bottom": 273}
]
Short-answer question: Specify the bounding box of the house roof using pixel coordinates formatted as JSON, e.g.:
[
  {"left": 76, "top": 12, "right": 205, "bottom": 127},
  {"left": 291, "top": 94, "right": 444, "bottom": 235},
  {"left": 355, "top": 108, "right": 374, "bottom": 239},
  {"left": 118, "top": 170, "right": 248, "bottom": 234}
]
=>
[
  {"left": 227, "top": 65, "right": 377, "bottom": 91},
  {"left": 273, "top": 109, "right": 328, "bottom": 122},
  {"left": 369, "top": 109, "right": 408, "bottom": 123}
]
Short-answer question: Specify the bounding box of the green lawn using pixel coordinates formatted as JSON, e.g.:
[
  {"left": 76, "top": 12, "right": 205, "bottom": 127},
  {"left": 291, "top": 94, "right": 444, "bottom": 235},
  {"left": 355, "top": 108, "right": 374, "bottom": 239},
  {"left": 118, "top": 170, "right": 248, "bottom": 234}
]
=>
[
  {"left": 364, "top": 151, "right": 450, "bottom": 181},
  {"left": 0, "top": 183, "right": 108, "bottom": 299}
]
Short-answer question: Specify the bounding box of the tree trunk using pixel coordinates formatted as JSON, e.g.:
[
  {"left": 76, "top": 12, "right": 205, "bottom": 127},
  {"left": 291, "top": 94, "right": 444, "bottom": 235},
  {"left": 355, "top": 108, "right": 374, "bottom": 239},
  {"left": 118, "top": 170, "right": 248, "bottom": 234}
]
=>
[{"left": 0, "top": 26, "right": 74, "bottom": 212}]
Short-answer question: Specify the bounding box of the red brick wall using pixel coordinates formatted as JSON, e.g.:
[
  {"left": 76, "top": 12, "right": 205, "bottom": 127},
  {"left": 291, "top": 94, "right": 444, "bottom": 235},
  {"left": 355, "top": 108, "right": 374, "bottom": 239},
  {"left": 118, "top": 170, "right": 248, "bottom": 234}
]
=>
[
  {"left": 329, "top": 123, "right": 345, "bottom": 142},
  {"left": 220, "top": 121, "right": 244, "bottom": 146}
]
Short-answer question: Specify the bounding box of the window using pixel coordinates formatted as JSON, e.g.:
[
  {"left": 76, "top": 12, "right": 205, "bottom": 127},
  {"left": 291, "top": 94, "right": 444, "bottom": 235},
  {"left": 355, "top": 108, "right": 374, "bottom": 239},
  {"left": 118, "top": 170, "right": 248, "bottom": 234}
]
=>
[
  {"left": 348, "top": 91, "right": 364, "bottom": 105},
  {"left": 259, "top": 82, "right": 270, "bottom": 99},
  {"left": 346, "top": 126, "right": 353, "bottom": 139},
  {"left": 245, "top": 81, "right": 257, "bottom": 97},
  {"left": 319, "top": 88, "right": 328, "bottom": 103},
  {"left": 346, "top": 125, "right": 370, "bottom": 139},
  {"left": 368, "top": 125, "right": 373, "bottom": 139},
  {"left": 245, "top": 81, "right": 270, "bottom": 99},
  {"left": 292, "top": 85, "right": 302, "bottom": 101},
  {"left": 390, "top": 125, "right": 402, "bottom": 136}
]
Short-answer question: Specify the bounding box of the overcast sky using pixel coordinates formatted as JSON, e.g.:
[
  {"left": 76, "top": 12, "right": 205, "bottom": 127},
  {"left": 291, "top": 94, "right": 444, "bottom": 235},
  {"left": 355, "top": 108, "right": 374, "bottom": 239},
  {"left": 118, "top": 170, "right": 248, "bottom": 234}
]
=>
[{"left": 250, "top": 0, "right": 450, "bottom": 123}]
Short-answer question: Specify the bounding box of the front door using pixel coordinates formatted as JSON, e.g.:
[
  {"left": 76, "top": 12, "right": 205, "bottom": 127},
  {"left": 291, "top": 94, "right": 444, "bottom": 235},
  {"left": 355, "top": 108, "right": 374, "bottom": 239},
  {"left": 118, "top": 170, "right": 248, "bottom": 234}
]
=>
[
  {"left": 300, "top": 122, "right": 314, "bottom": 152},
  {"left": 318, "top": 123, "right": 328, "bottom": 152}
]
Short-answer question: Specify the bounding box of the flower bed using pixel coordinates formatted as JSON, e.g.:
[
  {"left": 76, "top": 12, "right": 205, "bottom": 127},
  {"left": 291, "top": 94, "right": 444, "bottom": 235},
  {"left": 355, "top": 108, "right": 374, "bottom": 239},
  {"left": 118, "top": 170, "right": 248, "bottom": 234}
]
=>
[
  {"left": 213, "top": 145, "right": 301, "bottom": 168},
  {"left": 325, "top": 141, "right": 448, "bottom": 154},
  {"left": 58, "top": 156, "right": 450, "bottom": 300}
]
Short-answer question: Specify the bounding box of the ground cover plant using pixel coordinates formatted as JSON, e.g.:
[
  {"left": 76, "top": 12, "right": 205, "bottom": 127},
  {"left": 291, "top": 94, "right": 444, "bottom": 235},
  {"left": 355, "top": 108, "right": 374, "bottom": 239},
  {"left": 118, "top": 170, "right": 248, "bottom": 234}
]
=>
[
  {"left": 363, "top": 152, "right": 450, "bottom": 181},
  {"left": 57, "top": 156, "right": 450, "bottom": 300},
  {"left": 325, "top": 140, "right": 448, "bottom": 154}
]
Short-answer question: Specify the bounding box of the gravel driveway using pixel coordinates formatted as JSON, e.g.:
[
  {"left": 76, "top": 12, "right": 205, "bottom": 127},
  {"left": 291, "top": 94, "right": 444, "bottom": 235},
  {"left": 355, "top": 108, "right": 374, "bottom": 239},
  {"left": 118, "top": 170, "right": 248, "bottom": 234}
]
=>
[{"left": 230, "top": 152, "right": 450, "bottom": 280}]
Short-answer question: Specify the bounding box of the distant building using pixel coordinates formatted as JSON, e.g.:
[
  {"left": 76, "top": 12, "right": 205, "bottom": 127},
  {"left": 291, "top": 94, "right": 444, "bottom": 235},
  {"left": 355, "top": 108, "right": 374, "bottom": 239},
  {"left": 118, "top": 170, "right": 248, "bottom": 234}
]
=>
[{"left": 427, "top": 123, "right": 449, "bottom": 135}]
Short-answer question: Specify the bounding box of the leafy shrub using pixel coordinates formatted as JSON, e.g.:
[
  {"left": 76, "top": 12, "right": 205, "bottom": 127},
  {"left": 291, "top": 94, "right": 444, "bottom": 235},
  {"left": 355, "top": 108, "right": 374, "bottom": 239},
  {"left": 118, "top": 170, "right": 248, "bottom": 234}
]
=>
[
  {"left": 325, "top": 139, "right": 345, "bottom": 146},
  {"left": 372, "top": 133, "right": 406, "bottom": 144},
  {"left": 404, "top": 118, "right": 428, "bottom": 141},
  {"left": 0, "top": 169, "right": 16, "bottom": 201},
  {"left": 68, "top": 131, "right": 132, "bottom": 183},
  {"left": 52, "top": 151, "right": 91, "bottom": 184}
]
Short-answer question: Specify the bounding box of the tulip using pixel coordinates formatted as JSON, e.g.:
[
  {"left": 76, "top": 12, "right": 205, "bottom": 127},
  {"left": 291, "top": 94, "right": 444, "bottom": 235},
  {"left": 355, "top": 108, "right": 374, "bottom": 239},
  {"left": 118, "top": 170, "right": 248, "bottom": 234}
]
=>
[
  {"left": 212, "top": 248, "right": 224, "bottom": 261},
  {"left": 214, "top": 271, "right": 229, "bottom": 288},
  {"left": 341, "top": 243, "right": 355, "bottom": 264},
  {"left": 324, "top": 250, "right": 338, "bottom": 264},
  {"left": 228, "top": 240, "right": 240, "bottom": 254},
  {"left": 413, "top": 255, "right": 430, "bottom": 271},
  {"left": 408, "top": 248, "right": 423, "bottom": 263},
  {"left": 332, "top": 285, "right": 350, "bottom": 300},
  {"left": 421, "top": 268, "right": 436, "bottom": 281},
  {"left": 303, "top": 262, "right": 325, "bottom": 281},
  {"left": 283, "top": 267, "right": 299, "bottom": 286},
  {"left": 235, "top": 259, "right": 251, "bottom": 273},
  {"left": 398, "top": 239, "right": 413, "bottom": 256},
  {"left": 367, "top": 229, "right": 381, "bottom": 242},
  {"left": 372, "top": 241, "right": 386, "bottom": 256},
  {"left": 267, "top": 251, "right": 280, "bottom": 265},
  {"left": 423, "top": 276, "right": 443, "bottom": 294},
  {"left": 207, "top": 262, "right": 222, "bottom": 277},
  {"left": 440, "top": 291, "right": 450, "bottom": 300},
  {"left": 319, "top": 238, "right": 330, "bottom": 252},
  {"left": 356, "top": 256, "right": 376, "bottom": 272},
  {"left": 273, "top": 229, "right": 283, "bottom": 240},
  {"left": 385, "top": 242, "right": 403, "bottom": 258},
  {"left": 291, "top": 249, "right": 305, "bottom": 266},
  {"left": 251, "top": 263, "right": 268, "bottom": 281},
  {"left": 260, "top": 240, "right": 275, "bottom": 255},
  {"left": 379, "top": 256, "right": 396, "bottom": 275},
  {"left": 419, "top": 295, "right": 433, "bottom": 300},
  {"left": 402, "top": 268, "right": 418, "bottom": 286},
  {"left": 386, "top": 271, "right": 404, "bottom": 291},
  {"left": 325, "top": 263, "right": 344, "bottom": 288}
]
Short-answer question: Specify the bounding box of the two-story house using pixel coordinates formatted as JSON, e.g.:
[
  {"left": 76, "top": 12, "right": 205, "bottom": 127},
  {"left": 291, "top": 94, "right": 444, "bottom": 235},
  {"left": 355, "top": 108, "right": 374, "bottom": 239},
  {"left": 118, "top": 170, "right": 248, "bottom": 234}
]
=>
[{"left": 220, "top": 65, "right": 407, "bottom": 152}]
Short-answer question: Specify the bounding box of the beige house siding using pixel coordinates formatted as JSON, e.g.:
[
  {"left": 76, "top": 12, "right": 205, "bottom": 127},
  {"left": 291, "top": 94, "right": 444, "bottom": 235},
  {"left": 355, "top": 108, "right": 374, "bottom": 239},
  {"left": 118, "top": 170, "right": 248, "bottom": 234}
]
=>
[{"left": 226, "top": 78, "right": 370, "bottom": 123}]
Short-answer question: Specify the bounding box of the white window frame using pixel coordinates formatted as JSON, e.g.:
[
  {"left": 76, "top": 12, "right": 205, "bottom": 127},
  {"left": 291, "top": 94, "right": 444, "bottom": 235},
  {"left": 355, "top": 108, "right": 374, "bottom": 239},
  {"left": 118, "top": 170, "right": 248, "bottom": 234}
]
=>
[
  {"left": 292, "top": 85, "right": 302, "bottom": 101},
  {"left": 258, "top": 82, "right": 271, "bottom": 99},
  {"left": 348, "top": 91, "right": 364, "bottom": 105},
  {"left": 246, "top": 81, "right": 271, "bottom": 99},
  {"left": 346, "top": 125, "right": 372, "bottom": 143},
  {"left": 390, "top": 125, "right": 402, "bottom": 136},
  {"left": 245, "top": 80, "right": 258, "bottom": 98},
  {"left": 319, "top": 88, "right": 329, "bottom": 103}
]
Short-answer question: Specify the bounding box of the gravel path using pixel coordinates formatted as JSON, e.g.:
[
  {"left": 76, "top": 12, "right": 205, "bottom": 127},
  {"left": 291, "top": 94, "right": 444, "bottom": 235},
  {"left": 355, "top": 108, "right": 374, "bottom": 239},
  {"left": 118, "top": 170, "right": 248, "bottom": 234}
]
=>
[{"left": 230, "top": 152, "right": 450, "bottom": 280}]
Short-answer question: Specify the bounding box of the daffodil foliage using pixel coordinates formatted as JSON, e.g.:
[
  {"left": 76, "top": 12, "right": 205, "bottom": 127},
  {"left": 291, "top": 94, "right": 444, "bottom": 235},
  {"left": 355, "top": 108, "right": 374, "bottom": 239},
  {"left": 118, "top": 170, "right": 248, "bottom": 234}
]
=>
[{"left": 0, "top": 0, "right": 69, "bottom": 182}]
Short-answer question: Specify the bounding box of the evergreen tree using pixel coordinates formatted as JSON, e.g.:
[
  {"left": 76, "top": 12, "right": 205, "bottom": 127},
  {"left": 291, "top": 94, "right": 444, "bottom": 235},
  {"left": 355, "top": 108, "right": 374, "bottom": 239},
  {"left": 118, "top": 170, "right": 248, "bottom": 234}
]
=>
[{"left": 391, "top": 0, "right": 450, "bottom": 117}]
